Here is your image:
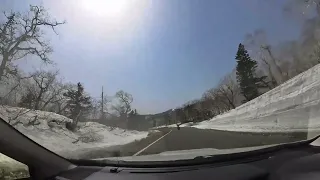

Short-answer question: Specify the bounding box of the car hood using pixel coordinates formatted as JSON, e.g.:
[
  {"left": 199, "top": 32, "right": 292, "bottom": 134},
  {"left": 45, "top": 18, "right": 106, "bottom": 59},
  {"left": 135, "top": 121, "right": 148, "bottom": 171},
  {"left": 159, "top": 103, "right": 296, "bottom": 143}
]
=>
[{"left": 95, "top": 144, "right": 276, "bottom": 162}]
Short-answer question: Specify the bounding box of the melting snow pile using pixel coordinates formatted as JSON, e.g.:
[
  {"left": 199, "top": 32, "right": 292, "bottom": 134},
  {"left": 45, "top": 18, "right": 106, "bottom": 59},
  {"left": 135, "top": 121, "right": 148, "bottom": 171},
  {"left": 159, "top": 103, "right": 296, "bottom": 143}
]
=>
[
  {"left": 193, "top": 64, "right": 320, "bottom": 133},
  {"left": 0, "top": 106, "right": 148, "bottom": 158}
]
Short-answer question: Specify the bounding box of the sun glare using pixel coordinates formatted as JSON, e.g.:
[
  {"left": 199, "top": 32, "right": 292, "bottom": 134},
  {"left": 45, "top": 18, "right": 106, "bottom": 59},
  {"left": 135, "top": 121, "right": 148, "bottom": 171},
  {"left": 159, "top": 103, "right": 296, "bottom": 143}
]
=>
[{"left": 80, "top": 0, "right": 130, "bottom": 18}]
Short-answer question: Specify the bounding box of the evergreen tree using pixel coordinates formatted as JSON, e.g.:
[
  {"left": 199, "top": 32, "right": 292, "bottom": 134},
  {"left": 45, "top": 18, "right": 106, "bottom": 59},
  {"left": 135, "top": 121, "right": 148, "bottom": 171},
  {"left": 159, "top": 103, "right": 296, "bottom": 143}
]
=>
[
  {"left": 63, "top": 82, "right": 92, "bottom": 130},
  {"left": 235, "top": 43, "right": 267, "bottom": 102}
]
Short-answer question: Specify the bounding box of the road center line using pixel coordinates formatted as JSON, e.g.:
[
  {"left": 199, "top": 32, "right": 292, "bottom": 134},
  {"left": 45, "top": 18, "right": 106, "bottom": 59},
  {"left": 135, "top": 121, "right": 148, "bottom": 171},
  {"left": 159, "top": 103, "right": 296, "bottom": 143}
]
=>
[{"left": 133, "top": 130, "right": 173, "bottom": 156}]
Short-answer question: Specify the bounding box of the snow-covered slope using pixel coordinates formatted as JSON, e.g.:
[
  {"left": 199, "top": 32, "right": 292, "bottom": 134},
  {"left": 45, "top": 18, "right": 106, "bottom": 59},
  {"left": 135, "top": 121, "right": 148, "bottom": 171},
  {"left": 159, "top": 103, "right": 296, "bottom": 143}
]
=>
[
  {"left": 0, "top": 106, "right": 148, "bottom": 158},
  {"left": 193, "top": 64, "right": 320, "bottom": 133}
]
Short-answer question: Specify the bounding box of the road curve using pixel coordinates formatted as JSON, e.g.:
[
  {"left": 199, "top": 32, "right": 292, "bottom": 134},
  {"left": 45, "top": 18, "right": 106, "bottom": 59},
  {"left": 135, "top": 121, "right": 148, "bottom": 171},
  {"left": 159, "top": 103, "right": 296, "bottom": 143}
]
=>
[{"left": 75, "top": 127, "right": 309, "bottom": 159}]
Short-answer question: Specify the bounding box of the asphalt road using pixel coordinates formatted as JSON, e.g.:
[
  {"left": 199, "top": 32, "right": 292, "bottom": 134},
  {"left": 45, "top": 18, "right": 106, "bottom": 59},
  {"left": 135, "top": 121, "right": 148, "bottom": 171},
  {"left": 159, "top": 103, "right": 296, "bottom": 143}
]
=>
[
  {"left": 135, "top": 127, "right": 309, "bottom": 156},
  {"left": 77, "top": 127, "right": 310, "bottom": 159}
]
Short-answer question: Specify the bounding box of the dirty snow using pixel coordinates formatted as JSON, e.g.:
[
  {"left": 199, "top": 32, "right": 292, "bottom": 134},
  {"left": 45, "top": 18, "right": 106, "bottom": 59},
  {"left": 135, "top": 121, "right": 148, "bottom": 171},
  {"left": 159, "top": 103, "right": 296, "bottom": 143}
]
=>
[
  {"left": 0, "top": 153, "right": 27, "bottom": 172},
  {"left": 0, "top": 106, "right": 148, "bottom": 158},
  {"left": 193, "top": 64, "right": 320, "bottom": 133}
]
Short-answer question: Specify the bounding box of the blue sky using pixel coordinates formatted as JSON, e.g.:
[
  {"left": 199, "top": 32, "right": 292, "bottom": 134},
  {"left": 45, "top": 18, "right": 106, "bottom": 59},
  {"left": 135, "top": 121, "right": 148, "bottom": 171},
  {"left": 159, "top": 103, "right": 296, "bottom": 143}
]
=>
[{"left": 1, "top": 0, "right": 301, "bottom": 113}]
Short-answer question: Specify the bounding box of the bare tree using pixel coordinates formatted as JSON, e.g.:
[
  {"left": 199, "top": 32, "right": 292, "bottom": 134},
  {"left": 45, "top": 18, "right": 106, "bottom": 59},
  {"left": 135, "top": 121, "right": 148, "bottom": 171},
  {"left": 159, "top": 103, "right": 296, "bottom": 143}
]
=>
[
  {"left": 201, "top": 73, "right": 240, "bottom": 114},
  {"left": 180, "top": 100, "right": 200, "bottom": 122},
  {"left": 0, "top": 5, "right": 65, "bottom": 81},
  {"left": 216, "top": 74, "right": 240, "bottom": 109},
  {"left": 260, "top": 45, "right": 286, "bottom": 83},
  {"left": 260, "top": 56, "right": 278, "bottom": 88},
  {"left": 283, "top": 0, "right": 320, "bottom": 18},
  {"left": 0, "top": 73, "right": 34, "bottom": 106},
  {"left": 112, "top": 90, "right": 133, "bottom": 118},
  {"left": 53, "top": 83, "right": 75, "bottom": 115},
  {"left": 41, "top": 81, "right": 69, "bottom": 111},
  {"left": 244, "top": 30, "right": 285, "bottom": 84},
  {"left": 310, "top": 41, "right": 320, "bottom": 64},
  {"left": 202, "top": 88, "right": 231, "bottom": 115},
  {"left": 31, "top": 70, "right": 58, "bottom": 110},
  {"left": 170, "top": 108, "right": 187, "bottom": 125},
  {"left": 90, "top": 95, "right": 111, "bottom": 120},
  {"left": 196, "top": 98, "right": 214, "bottom": 120},
  {"left": 16, "top": 70, "right": 67, "bottom": 112},
  {"left": 280, "top": 0, "right": 320, "bottom": 75}
]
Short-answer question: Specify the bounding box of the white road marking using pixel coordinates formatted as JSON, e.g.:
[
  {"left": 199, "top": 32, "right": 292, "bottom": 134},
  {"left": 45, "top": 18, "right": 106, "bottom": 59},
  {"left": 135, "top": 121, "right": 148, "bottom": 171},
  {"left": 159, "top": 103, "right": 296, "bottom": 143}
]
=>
[{"left": 133, "top": 130, "right": 173, "bottom": 156}]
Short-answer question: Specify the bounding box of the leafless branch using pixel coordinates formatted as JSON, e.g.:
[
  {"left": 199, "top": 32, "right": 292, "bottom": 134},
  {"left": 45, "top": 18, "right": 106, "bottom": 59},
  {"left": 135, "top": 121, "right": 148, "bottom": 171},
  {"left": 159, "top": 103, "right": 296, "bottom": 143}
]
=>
[{"left": 0, "top": 5, "right": 65, "bottom": 81}]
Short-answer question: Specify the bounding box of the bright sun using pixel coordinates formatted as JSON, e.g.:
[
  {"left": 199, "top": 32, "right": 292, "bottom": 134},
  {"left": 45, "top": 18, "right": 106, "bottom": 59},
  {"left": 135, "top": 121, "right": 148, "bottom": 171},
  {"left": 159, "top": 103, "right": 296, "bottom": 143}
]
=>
[{"left": 80, "top": 0, "right": 130, "bottom": 18}]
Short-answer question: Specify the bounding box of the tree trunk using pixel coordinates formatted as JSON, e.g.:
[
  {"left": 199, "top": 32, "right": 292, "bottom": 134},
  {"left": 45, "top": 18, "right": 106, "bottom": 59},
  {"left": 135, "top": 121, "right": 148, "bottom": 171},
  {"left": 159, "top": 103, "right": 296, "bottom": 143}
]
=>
[
  {"left": 41, "top": 101, "right": 50, "bottom": 110},
  {"left": 261, "top": 57, "right": 278, "bottom": 88},
  {"left": 41, "top": 95, "right": 57, "bottom": 110},
  {"left": 74, "top": 110, "right": 82, "bottom": 125},
  {"left": 228, "top": 99, "right": 236, "bottom": 109},
  {"left": 0, "top": 55, "right": 9, "bottom": 81},
  {"left": 34, "top": 90, "right": 43, "bottom": 110},
  {"left": 58, "top": 103, "right": 68, "bottom": 114},
  {"left": 265, "top": 47, "right": 285, "bottom": 83}
]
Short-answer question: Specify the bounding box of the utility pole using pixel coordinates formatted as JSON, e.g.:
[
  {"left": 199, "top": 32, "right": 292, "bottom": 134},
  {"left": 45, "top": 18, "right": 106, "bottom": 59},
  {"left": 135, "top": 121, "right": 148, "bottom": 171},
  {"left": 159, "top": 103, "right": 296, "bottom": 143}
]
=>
[{"left": 101, "top": 86, "right": 104, "bottom": 120}]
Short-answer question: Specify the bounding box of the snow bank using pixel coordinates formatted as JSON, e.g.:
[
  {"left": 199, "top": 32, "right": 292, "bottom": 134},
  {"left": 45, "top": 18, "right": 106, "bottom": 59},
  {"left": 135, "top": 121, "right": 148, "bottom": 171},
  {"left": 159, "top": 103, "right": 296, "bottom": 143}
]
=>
[
  {"left": 0, "top": 106, "right": 148, "bottom": 158},
  {"left": 193, "top": 64, "right": 320, "bottom": 133}
]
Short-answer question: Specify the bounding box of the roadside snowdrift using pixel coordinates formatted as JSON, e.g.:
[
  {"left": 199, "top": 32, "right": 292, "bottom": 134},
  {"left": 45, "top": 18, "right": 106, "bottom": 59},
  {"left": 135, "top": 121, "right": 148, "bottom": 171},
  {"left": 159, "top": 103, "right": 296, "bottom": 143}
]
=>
[
  {"left": 0, "top": 106, "right": 148, "bottom": 158},
  {"left": 193, "top": 64, "right": 320, "bottom": 133}
]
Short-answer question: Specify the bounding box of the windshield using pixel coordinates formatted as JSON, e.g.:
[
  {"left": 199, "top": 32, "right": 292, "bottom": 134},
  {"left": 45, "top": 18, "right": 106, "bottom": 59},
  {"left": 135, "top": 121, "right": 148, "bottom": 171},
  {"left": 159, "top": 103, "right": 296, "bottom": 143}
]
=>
[{"left": 1, "top": 0, "right": 320, "bottom": 168}]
